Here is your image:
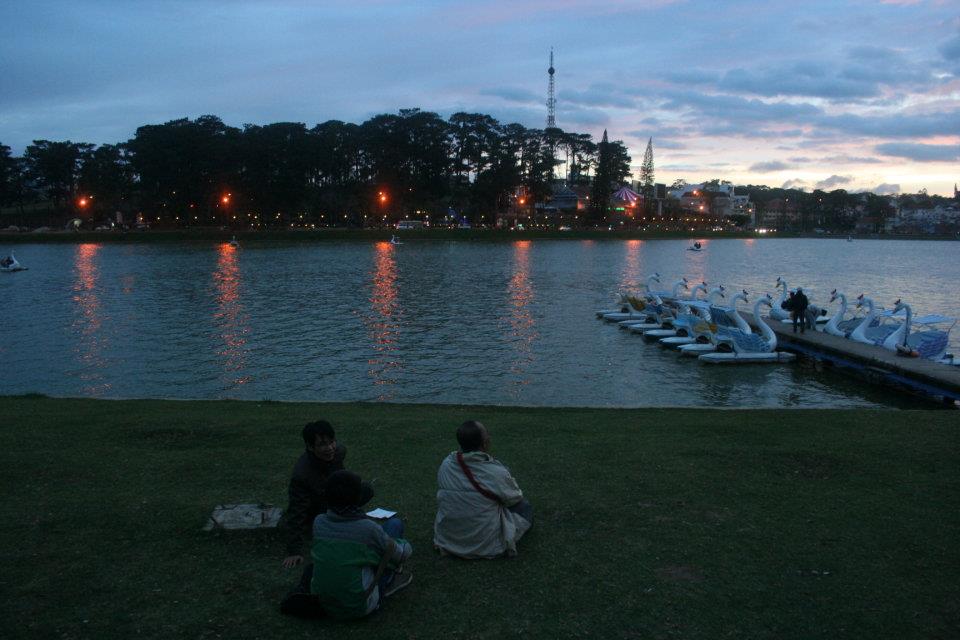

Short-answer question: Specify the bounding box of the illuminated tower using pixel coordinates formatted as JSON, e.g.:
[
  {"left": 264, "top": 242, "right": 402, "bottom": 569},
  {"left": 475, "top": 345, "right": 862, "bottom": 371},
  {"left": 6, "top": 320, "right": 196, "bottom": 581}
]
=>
[{"left": 546, "top": 48, "right": 556, "bottom": 128}]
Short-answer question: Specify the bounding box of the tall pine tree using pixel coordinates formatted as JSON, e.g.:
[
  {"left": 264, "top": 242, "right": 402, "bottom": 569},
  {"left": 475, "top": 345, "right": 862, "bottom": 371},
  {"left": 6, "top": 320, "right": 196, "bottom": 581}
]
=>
[{"left": 639, "top": 137, "right": 654, "bottom": 196}]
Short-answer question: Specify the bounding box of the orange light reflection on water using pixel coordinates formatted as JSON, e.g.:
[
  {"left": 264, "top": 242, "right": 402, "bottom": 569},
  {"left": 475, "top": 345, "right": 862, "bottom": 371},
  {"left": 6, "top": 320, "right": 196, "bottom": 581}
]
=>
[
  {"left": 618, "top": 239, "right": 643, "bottom": 291},
  {"left": 367, "top": 242, "right": 401, "bottom": 398},
  {"left": 213, "top": 243, "right": 251, "bottom": 385},
  {"left": 507, "top": 241, "right": 538, "bottom": 385},
  {"left": 72, "top": 243, "right": 110, "bottom": 394}
]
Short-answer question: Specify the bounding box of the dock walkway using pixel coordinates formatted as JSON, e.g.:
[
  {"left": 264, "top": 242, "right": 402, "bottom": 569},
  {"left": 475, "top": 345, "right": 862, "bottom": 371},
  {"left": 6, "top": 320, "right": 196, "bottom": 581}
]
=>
[{"left": 740, "top": 312, "right": 960, "bottom": 403}]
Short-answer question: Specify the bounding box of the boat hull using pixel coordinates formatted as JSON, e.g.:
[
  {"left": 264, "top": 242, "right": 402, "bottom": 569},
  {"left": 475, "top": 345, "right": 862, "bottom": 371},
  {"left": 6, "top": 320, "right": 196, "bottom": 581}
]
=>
[
  {"left": 626, "top": 323, "right": 662, "bottom": 333},
  {"left": 660, "top": 336, "right": 696, "bottom": 347},
  {"left": 698, "top": 352, "right": 796, "bottom": 364},
  {"left": 643, "top": 329, "right": 677, "bottom": 340},
  {"left": 679, "top": 343, "right": 717, "bottom": 356}
]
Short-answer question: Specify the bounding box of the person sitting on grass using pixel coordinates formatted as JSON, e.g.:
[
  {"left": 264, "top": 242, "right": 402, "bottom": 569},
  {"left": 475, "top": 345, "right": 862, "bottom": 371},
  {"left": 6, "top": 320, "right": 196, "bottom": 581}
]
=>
[
  {"left": 281, "top": 420, "right": 372, "bottom": 569},
  {"left": 301, "top": 470, "right": 412, "bottom": 619},
  {"left": 434, "top": 420, "right": 533, "bottom": 559}
]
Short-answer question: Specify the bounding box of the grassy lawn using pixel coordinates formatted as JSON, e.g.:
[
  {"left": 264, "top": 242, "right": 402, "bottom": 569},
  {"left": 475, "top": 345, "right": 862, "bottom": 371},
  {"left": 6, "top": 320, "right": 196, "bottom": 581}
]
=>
[{"left": 1, "top": 396, "right": 957, "bottom": 639}]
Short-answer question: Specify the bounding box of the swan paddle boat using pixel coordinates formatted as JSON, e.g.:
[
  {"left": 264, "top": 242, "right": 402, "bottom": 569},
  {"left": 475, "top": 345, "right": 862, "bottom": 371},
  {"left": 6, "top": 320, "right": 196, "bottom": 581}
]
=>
[
  {"left": 882, "top": 300, "right": 956, "bottom": 364},
  {"left": 769, "top": 277, "right": 791, "bottom": 322},
  {"left": 688, "top": 241, "right": 703, "bottom": 252},
  {"left": 660, "top": 286, "right": 726, "bottom": 348},
  {"left": 699, "top": 294, "right": 796, "bottom": 364},
  {"left": 822, "top": 290, "right": 870, "bottom": 337},
  {"left": 1, "top": 253, "right": 27, "bottom": 272},
  {"left": 601, "top": 274, "right": 663, "bottom": 323},
  {"left": 228, "top": 236, "right": 240, "bottom": 248},
  {"left": 644, "top": 282, "right": 708, "bottom": 341},
  {"left": 679, "top": 289, "right": 753, "bottom": 357},
  {"left": 849, "top": 296, "right": 904, "bottom": 347},
  {"left": 622, "top": 279, "right": 689, "bottom": 333},
  {"left": 390, "top": 235, "right": 403, "bottom": 245}
]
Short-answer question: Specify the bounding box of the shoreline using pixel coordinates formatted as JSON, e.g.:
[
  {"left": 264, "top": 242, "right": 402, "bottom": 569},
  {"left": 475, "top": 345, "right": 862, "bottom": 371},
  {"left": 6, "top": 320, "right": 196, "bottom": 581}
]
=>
[{"left": 1, "top": 228, "right": 957, "bottom": 244}]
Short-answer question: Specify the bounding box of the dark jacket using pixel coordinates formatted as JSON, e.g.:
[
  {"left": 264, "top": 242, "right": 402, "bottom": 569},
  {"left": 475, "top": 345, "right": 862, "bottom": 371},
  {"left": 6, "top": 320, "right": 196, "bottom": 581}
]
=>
[
  {"left": 795, "top": 291, "right": 809, "bottom": 311},
  {"left": 283, "top": 444, "right": 347, "bottom": 556}
]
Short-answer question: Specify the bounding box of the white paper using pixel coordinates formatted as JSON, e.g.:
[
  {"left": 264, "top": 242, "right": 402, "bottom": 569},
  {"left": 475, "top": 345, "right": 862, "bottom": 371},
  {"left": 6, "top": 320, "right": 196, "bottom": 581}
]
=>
[{"left": 365, "top": 508, "right": 397, "bottom": 519}]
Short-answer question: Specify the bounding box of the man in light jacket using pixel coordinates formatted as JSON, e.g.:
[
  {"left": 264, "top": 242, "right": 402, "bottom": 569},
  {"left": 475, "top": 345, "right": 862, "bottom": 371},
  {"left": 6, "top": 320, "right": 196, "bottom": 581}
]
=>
[{"left": 434, "top": 420, "right": 533, "bottom": 559}]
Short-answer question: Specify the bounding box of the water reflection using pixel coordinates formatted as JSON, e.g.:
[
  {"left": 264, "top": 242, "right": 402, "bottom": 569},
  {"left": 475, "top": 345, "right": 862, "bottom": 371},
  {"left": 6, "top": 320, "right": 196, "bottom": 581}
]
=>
[
  {"left": 506, "top": 241, "right": 538, "bottom": 389},
  {"left": 619, "top": 239, "right": 643, "bottom": 290},
  {"left": 367, "top": 242, "right": 402, "bottom": 398},
  {"left": 213, "top": 243, "right": 251, "bottom": 386},
  {"left": 72, "top": 243, "right": 110, "bottom": 394}
]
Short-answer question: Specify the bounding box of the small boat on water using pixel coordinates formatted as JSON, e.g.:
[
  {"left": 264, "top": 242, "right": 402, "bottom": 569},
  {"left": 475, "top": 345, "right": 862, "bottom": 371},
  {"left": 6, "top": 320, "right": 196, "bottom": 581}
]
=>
[
  {"left": 600, "top": 274, "right": 662, "bottom": 323},
  {"left": 769, "top": 277, "right": 791, "bottom": 322},
  {"left": 698, "top": 294, "right": 796, "bottom": 364},
  {"left": 390, "top": 235, "right": 403, "bottom": 245},
  {"left": 679, "top": 289, "right": 753, "bottom": 357},
  {"left": 688, "top": 241, "right": 703, "bottom": 252},
  {"left": 228, "top": 236, "right": 240, "bottom": 248},
  {"left": 1, "top": 253, "right": 27, "bottom": 272},
  {"left": 660, "top": 286, "right": 725, "bottom": 348}
]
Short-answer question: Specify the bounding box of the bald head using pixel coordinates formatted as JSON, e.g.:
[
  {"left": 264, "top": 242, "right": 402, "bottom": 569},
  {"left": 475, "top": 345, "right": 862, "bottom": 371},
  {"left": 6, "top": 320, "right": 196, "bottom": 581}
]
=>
[{"left": 457, "top": 420, "right": 489, "bottom": 453}]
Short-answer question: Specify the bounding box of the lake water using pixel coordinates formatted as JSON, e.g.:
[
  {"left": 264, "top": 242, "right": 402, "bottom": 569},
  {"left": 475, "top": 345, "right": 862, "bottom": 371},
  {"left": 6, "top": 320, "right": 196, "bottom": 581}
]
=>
[{"left": 2, "top": 238, "right": 957, "bottom": 408}]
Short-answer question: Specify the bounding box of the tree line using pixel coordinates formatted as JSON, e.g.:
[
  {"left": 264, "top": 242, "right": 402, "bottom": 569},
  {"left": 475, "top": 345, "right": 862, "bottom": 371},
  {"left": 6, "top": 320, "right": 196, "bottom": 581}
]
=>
[{"left": 0, "top": 110, "right": 634, "bottom": 228}]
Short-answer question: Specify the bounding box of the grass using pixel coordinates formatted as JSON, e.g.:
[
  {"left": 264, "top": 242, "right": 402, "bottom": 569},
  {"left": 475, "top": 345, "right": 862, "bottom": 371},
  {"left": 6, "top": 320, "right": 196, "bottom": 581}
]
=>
[{"left": 1, "top": 396, "right": 958, "bottom": 639}]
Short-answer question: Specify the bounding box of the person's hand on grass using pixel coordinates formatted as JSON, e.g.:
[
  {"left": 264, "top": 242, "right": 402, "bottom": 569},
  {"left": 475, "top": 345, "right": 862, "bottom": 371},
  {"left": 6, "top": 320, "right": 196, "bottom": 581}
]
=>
[{"left": 282, "top": 555, "right": 304, "bottom": 569}]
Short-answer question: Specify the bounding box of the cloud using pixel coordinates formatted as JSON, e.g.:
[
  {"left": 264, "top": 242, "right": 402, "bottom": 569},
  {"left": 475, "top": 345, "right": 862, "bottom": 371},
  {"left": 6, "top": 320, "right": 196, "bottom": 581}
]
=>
[
  {"left": 781, "top": 179, "right": 807, "bottom": 189},
  {"left": 652, "top": 139, "right": 685, "bottom": 149},
  {"left": 661, "top": 69, "right": 717, "bottom": 84},
  {"left": 788, "top": 156, "right": 812, "bottom": 163},
  {"left": 940, "top": 35, "right": 960, "bottom": 61},
  {"left": 814, "top": 175, "right": 853, "bottom": 190},
  {"left": 479, "top": 87, "right": 540, "bottom": 104},
  {"left": 875, "top": 142, "right": 960, "bottom": 162},
  {"left": 873, "top": 183, "right": 901, "bottom": 195},
  {"left": 822, "top": 155, "right": 884, "bottom": 165},
  {"left": 723, "top": 64, "right": 881, "bottom": 99},
  {"left": 749, "top": 160, "right": 793, "bottom": 172},
  {"left": 559, "top": 83, "right": 636, "bottom": 109}
]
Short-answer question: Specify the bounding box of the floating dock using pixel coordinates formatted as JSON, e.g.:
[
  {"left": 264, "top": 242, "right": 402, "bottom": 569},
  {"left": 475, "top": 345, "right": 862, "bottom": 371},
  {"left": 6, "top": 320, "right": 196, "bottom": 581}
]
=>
[{"left": 741, "top": 312, "right": 960, "bottom": 405}]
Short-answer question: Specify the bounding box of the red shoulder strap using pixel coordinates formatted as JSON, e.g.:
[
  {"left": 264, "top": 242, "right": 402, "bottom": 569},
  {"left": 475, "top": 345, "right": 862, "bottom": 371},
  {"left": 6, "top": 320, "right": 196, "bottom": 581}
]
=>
[{"left": 456, "top": 452, "right": 502, "bottom": 504}]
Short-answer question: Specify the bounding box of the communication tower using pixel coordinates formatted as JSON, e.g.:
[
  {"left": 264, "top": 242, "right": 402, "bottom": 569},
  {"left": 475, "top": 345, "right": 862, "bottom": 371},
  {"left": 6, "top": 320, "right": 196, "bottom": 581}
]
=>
[{"left": 546, "top": 48, "right": 556, "bottom": 128}]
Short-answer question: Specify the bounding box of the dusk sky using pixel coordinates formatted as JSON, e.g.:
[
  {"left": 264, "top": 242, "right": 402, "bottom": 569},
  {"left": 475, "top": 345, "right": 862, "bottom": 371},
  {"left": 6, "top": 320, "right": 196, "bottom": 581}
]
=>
[{"left": 1, "top": 0, "right": 958, "bottom": 195}]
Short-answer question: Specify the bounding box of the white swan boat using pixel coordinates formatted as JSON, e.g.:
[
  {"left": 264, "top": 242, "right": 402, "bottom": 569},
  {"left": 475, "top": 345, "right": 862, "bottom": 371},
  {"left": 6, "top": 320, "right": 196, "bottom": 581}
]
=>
[
  {"left": 699, "top": 294, "right": 797, "bottom": 364},
  {"left": 660, "top": 286, "right": 726, "bottom": 348},
  {"left": 644, "top": 282, "right": 709, "bottom": 340},
  {"left": 0, "top": 253, "right": 27, "bottom": 272},
  {"left": 688, "top": 241, "right": 703, "bottom": 252},
  {"left": 228, "top": 236, "right": 240, "bottom": 248},
  {"left": 823, "top": 290, "right": 869, "bottom": 337},
  {"left": 679, "top": 289, "right": 753, "bottom": 357},
  {"left": 880, "top": 300, "right": 956, "bottom": 364},
  {"left": 769, "top": 277, "right": 791, "bottom": 322},
  {"left": 849, "top": 296, "right": 904, "bottom": 347},
  {"left": 600, "top": 274, "right": 662, "bottom": 322},
  {"left": 390, "top": 235, "right": 403, "bottom": 245},
  {"left": 622, "top": 279, "right": 689, "bottom": 333}
]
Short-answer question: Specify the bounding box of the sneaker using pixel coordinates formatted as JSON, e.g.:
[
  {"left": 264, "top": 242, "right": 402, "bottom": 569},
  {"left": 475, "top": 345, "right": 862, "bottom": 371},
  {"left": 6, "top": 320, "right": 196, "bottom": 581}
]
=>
[{"left": 382, "top": 572, "right": 413, "bottom": 598}]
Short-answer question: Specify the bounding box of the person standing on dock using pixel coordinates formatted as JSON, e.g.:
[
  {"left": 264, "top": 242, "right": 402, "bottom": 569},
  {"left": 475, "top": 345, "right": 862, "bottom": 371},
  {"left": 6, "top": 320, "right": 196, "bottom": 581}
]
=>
[{"left": 794, "top": 288, "right": 810, "bottom": 333}]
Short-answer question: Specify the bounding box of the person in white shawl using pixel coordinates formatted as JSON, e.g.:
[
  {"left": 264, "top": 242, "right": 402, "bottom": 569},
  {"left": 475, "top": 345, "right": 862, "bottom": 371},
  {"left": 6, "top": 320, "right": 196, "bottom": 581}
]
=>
[{"left": 433, "top": 420, "right": 533, "bottom": 559}]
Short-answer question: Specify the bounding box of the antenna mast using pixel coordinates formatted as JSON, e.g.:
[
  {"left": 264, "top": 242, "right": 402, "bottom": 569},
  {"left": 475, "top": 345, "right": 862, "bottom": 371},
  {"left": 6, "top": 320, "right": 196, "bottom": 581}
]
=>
[{"left": 546, "top": 48, "right": 556, "bottom": 128}]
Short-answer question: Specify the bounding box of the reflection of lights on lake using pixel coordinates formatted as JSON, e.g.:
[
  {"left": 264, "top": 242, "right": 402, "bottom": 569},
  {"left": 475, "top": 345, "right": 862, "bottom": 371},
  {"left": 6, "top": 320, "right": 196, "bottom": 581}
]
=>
[
  {"left": 214, "top": 242, "right": 251, "bottom": 386},
  {"left": 507, "top": 241, "right": 537, "bottom": 387},
  {"left": 619, "top": 239, "right": 643, "bottom": 291},
  {"left": 367, "top": 242, "right": 401, "bottom": 398},
  {"left": 72, "top": 243, "right": 111, "bottom": 395}
]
